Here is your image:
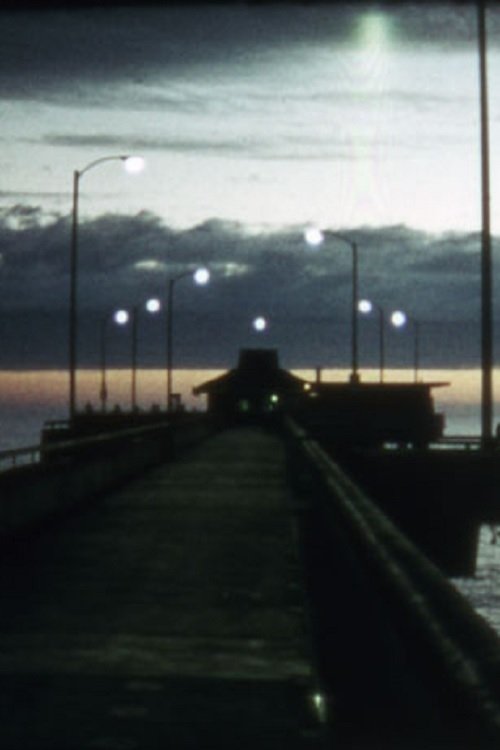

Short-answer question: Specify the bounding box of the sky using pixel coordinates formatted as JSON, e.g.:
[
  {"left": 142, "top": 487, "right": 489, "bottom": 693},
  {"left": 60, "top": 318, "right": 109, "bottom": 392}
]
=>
[{"left": 1, "top": 1, "right": 500, "bottom": 372}]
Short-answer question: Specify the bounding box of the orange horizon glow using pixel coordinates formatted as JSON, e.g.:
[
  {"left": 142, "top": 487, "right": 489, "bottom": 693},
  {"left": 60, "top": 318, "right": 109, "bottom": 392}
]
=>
[{"left": 0, "top": 367, "right": 490, "bottom": 412}]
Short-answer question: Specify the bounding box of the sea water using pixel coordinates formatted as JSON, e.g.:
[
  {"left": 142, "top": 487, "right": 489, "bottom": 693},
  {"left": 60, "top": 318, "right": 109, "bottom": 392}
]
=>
[{"left": 452, "top": 526, "right": 500, "bottom": 636}]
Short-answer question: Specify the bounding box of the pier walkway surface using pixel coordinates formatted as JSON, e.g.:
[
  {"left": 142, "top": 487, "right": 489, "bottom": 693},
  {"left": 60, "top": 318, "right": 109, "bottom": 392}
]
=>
[{"left": 0, "top": 426, "right": 325, "bottom": 749}]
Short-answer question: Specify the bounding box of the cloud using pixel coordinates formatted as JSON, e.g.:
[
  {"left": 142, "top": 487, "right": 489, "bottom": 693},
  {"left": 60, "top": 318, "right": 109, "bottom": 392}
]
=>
[
  {"left": 0, "top": 6, "right": 337, "bottom": 100},
  {"left": 0, "top": 206, "right": 489, "bottom": 322},
  {"left": 0, "top": 4, "right": 495, "bottom": 106},
  {"left": 0, "top": 189, "right": 67, "bottom": 200},
  {"left": 0, "top": 204, "right": 492, "bottom": 367},
  {"left": 39, "top": 133, "right": 264, "bottom": 157}
]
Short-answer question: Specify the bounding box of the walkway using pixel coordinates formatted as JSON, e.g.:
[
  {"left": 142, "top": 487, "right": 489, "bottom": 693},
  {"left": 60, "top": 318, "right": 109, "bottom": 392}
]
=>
[{"left": 0, "top": 426, "right": 325, "bottom": 749}]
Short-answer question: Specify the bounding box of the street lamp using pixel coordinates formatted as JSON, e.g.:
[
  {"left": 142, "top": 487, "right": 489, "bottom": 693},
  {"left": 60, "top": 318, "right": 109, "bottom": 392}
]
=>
[
  {"left": 166, "top": 267, "right": 210, "bottom": 412},
  {"left": 113, "top": 298, "right": 160, "bottom": 411},
  {"left": 305, "top": 227, "right": 360, "bottom": 383},
  {"left": 478, "top": 2, "right": 493, "bottom": 447},
  {"left": 113, "top": 307, "right": 137, "bottom": 411},
  {"left": 386, "top": 310, "right": 421, "bottom": 383},
  {"left": 68, "top": 154, "right": 144, "bottom": 420},
  {"left": 358, "top": 300, "right": 407, "bottom": 383},
  {"left": 358, "top": 299, "right": 385, "bottom": 382},
  {"left": 99, "top": 311, "right": 114, "bottom": 414}
]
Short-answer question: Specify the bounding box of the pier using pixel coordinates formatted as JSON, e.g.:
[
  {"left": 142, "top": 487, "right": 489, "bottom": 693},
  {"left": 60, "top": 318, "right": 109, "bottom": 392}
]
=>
[
  {"left": 0, "top": 425, "right": 322, "bottom": 749},
  {"left": 1, "top": 417, "right": 500, "bottom": 749}
]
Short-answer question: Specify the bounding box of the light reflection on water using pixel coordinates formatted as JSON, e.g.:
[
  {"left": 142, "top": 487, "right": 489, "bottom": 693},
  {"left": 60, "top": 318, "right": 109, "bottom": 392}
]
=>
[{"left": 451, "top": 525, "right": 500, "bottom": 637}]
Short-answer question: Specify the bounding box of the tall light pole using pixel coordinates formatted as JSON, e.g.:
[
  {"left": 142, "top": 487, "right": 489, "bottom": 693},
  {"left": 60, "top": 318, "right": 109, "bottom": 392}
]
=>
[
  {"left": 386, "top": 310, "right": 421, "bottom": 383},
  {"left": 166, "top": 267, "right": 210, "bottom": 412},
  {"left": 131, "top": 305, "right": 138, "bottom": 411},
  {"left": 411, "top": 318, "right": 421, "bottom": 383},
  {"left": 478, "top": 1, "right": 493, "bottom": 447},
  {"left": 114, "top": 298, "right": 161, "bottom": 412},
  {"left": 359, "top": 300, "right": 409, "bottom": 382},
  {"left": 113, "top": 308, "right": 136, "bottom": 410},
  {"left": 359, "top": 299, "right": 385, "bottom": 382},
  {"left": 99, "top": 312, "right": 112, "bottom": 414},
  {"left": 68, "top": 154, "right": 144, "bottom": 421},
  {"left": 305, "top": 227, "right": 360, "bottom": 383}
]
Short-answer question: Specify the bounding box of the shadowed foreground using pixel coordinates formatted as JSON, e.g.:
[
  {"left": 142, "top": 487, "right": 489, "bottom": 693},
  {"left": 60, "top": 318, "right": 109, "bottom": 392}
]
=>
[{"left": 0, "top": 427, "right": 324, "bottom": 749}]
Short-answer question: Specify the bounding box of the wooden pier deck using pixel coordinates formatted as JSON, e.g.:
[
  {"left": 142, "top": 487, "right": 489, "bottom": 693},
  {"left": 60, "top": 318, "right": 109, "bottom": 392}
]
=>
[{"left": 0, "top": 426, "right": 324, "bottom": 749}]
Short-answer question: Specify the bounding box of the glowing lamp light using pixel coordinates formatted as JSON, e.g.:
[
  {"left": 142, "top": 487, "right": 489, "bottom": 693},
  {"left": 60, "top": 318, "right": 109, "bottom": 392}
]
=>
[
  {"left": 124, "top": 156, "right": 145, "bottom": 174},
  {"left": 357, "top": 12, "right": 393, "bottom": 49},
  {"left": 194, "top": 267, "right": 210, "bottom": 285},
  {"left": 391, "top": 310, "right": 407, "bottom": 328},
  {"left": 358, "top": 299, "right": 373, "bottom": 315},
  {"left": 304, "top": 226, "right": 324, "bottom": 247},
  {"left": 114, "top": 309, "right": 129, "bottom": 325},
  {"left": 253, "top": 316, "right": 267, "bottom": 332},
  {"left": 145, "top": 298, "right": 161, "bottom": 314},
  {"left": 310, "top": 692, "right": 328, "bottom": 724}
]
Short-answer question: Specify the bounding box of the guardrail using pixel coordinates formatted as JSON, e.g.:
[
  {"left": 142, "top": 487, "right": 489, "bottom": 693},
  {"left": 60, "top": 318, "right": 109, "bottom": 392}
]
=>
[
  {"left": 0, "top": 422, "right": 171, "bottom": 473},
  {"left": 0, "top": 445, "right": 41, "bottom": 471},
  {"left": 0, "top": 415, "right": 216, "bottom": 537},
  {"left": 434, "top": 435, "right": 482, "bottom": 450},
  {"left": 378, "top": 435, "right": 483, "bottom": 451},
  {"left": 0, "top": 431, "right": 485, "bottom": 474},
  {"left": 284, "top": 417, "right": 500, "bottom": 749}
]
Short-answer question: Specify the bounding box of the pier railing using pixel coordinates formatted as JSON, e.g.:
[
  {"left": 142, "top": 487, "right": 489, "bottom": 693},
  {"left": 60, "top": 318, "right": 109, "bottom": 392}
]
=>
[
  {"left": 284, "top": 417, "right": 500, "bottom": 748},
  {"left": 0, "top": 444, "right": 41, "bottom": 471},
  {"left": 0, "top": 415, "right": 216, "bottom": 537}
]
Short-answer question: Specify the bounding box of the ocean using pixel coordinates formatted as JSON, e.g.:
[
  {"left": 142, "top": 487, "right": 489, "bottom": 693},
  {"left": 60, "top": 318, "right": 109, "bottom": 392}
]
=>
[
  {"left": 0, "top": 366, "right": 498, "bottom": 636},
  {"left": 453, "top": 526, "right": 500, "bottom": 636}
]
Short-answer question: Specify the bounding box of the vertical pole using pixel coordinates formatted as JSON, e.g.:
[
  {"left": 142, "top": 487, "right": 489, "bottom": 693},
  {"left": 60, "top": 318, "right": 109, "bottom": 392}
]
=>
[
  {"left": 351, "top": 242, "right": 360, "bottom": 383},
  {"left": 379, "top": 307, "right": 385, "bottom": 383},
  {"left": 478, "top": 1, "right": 493, "bottom": 447},
  {"left": 414, "top": 321, "right": 420, "bottom": 383},
  {"left": 99, "top": 316, "right": 108, "bottom": 413},
  {"left": 166, "top": 279, "right": 174, "bottom": 412},
  {"left": 131, "top": 306, "right": 138, "bottom": 411},
  {"left": 69, "top": 170, "right": 79, "bottom": 421}
]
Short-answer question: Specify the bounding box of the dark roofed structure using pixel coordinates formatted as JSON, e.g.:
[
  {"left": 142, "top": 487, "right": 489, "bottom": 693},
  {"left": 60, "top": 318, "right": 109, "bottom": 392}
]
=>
[
  {"left": 193, "top": 348, "right": 307, "bottom": 419},
  {"left": 194, "top": 348, "right": 448, "bottom": 446},
  {"left": 295, "top": 379, "right": 447, "bottom": 447}
]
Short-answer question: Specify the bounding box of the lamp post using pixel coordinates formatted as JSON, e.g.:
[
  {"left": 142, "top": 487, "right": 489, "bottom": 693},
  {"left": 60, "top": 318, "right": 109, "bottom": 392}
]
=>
[
  {"left": 391, "top": 310, "right": 420, "bottom": 383},
  {"left": 99, "top": 312, "right": 112, "bottom": 413},
  {"left": 358, "top": 300, "right": 385, "bottom": 382},
  {"left": 359, "top": 300, "right": 408, "bottom": 382},
  {"left": 305, "top": 227, "right": 360, "bottom": 383},
  {"left": 407, "top": 317, "right": 421, "bottom": 383},
  {"left": 166, "top": 267, "right": 210, "bottom": 412},
  {"left": 68, "top": 154, "right": 144, "bottom": 421},
  {"left": 114, "top": 298, "right": 160, "bottom": 411},
  {"left": 478, "top": 1, "right": 493, "bottom": 447},
  {"left": 113, "top": 308, "right": 136, "bottom": 410},
  {"left": 384, "top": 310, "right": 421, "bottom": 383},
  {"left": 410, "top": 318, "right": 421, "bottom": 383}
]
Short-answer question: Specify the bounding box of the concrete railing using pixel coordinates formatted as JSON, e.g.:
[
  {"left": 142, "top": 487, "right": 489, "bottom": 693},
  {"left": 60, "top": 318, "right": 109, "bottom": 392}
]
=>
[
  {"left": 284, "top": 417, "right": 500, "bottom": 749},
  {"left": 0, "top": 416, "right": 215, "bottom": 538}
]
